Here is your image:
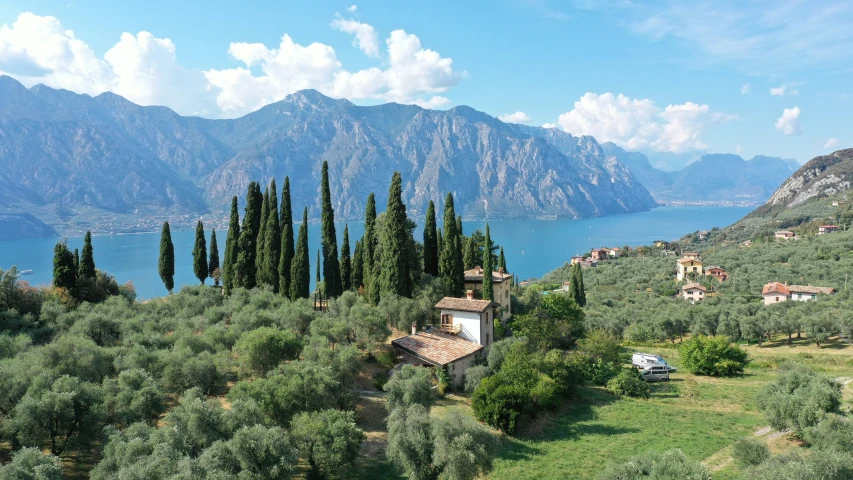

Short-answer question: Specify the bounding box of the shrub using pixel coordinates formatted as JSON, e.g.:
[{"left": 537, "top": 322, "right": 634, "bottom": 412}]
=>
[
  {"left": 372, "top": 372, "right": 389, "bottom": 391},
  {"left": 464, "top": 365, "right": 491, "bottom": 394},
  {"left": 233, "top": 327, "right": 301, "bottom": 378},
  {"left": 606, "top": 368, "right": 650, "bottom": 399},
  {"left": 583, "top": 358, "right": 623, "bottom": 385},
  {"left": 597, "top": 449, "right": 710, "bottom": 480},
  {"left": 755, "top": 362, "right": 841, "bottom": 436},
  {"left": 732, "top": 438, "right": 770, "bottom": 467},
  {"left": 805, "top": 414, "right": 853, "bottom": 453},
  {"left": 384, "top": 365, "right": 434, "bottom": 411},
  {"left": 746, "top": 449, "right": 853, "bottom": 480},
  {"left": 433, "top": 366, "right": 450, "bottom": 396},
  {"left": 471, "top": 376, "right": 527, "bottom": 434},
  {"left": 679, "top": 335, "right": 749, "bottom": 376},
  {"left": 374, "top": 350, "right": 397, "bottom": 369}
]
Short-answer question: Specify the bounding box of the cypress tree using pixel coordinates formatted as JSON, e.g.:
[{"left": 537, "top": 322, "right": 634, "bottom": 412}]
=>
[
  {"left": 351, "top": 239, "right": 364, "bottom": 290},
  {"left": 362, "top": 193, "right": 378, "bottom": 302},
  {"left": 259, "top": 180, "right": 281, "bottom": 291},
  {"left": 440, "top": 193, "right": 463, "bottom": 295},
  {"left": 159, "top": 221, "right": 175, "bottom": 294},
  {"left": 423, "top": 200, "right": 438, "bottom": 276},
  {"left": 53, "top": 241, "right": 76, "bottom": 292},
  {"left": 482, "top": 223, "right": 494, "bottom": 301},
  {"left": 192, "top": 220, "right": 208, "bottom": 285},
  {"left": 340, "top": 224, "right": 352, "bottom": 291},
  {"left": 463, "top": 236, "right": 477, "bottom": 271},
  {"left": 235, "top": 182, "right": 263, "bottom": 289},
  {"left": 455, "top": 215, "right": 465, "bottom": 284},
  {"left": 73, "top": 248, "right": 80, "bottom": 278},
  {"left": 316, "top": 249, "right": 321, "bottom": 286},
  {"left": 379, "top": 171, "right": 410, "bottom": 297},
  {"left": 290, "top": 208, "right": 310, "bottom": 300},
  {"left": 436, "top": 227, "right": 443, "bottom": 275},
  {"left": 279, "top": 177, "right": 295, "bottom": 297},
  {"left": 209, "top": 229, "right": 220, "bottom": 286},
  {"left": 79, "top": 231, "right": 96, "bottom": 279},
  {"left": 499, "top": 246, "right": 507, "bottom": 272},
  {"left": 255, "top": 186, "right": 270, "bottom": 282},
  {"left": 570, "top": 262, "right": 587, "bottom": 307},
  {"left": 223, "top": 196, "right": 240, "bottom": 293},
  {"left": 320, "top": 161, "right": 342, "bottom": 297}
]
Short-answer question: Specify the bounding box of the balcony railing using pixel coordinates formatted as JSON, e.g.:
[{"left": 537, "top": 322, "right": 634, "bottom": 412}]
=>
[{"left": 440, "top": 324, "right": 462, "bottom": 334}]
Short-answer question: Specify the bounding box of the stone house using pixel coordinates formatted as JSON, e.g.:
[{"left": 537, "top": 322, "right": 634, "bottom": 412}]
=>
[
  {"left": 681, "top": 283, "right": 706, "bottom": 303},
  {"left": 462, "top": 266, "right": 512, "bottom": 319}
]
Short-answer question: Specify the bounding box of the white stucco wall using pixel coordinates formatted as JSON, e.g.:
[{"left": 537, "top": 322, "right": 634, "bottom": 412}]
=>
[
  {"left": 446, "top": 309, "right": 483, "bottom": 345},
  {"left": 763, "top": 293, "right": 787, "bottom": 305}
]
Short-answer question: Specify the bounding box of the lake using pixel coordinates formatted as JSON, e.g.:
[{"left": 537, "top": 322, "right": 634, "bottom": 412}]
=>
[{"left": 0, "top": 206, "right": 752, "bottom": 299}]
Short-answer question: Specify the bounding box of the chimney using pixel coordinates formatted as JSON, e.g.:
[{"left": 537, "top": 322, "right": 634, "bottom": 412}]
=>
[
  {"left": 411, "top": 322, "right": 417, "bottom": 335},
  {"left": 466, "top": 290, "right": 474, "bottom": 300}
]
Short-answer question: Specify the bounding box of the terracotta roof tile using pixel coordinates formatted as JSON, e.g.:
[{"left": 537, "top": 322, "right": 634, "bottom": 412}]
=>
[
  {"left": 435, "top": 297, "right": 495, "bottom": 313},
  {"left": 788, "top": 285, "right": 835, "bottom": 295},
  {"left": 682, "top": 283, "right": 706, "bottom": 292},
  {"left": 762, "top": 282, "right": 790, "bottom": 296},
  {"left": 463, "top": 267, "right": 512, "bottom": 283},
  {"left": 392, "top": 330, "right": 483, "bottom": 365}
]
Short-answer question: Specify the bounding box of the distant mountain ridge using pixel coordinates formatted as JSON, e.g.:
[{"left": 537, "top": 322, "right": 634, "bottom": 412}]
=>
[
  {"left": 601, "top": 143, "right": 800, "bottom": 205},
  {"left": 0, "top": 75, "right": 657, "bottom": 234}
]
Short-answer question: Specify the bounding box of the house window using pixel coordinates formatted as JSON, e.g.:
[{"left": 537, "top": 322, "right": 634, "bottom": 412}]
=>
[
  {"left": 776, "top": 297, "right": 780, "bottom": 302},
  {"left": 441, "top": 314, "right": 453, "bottom": 329}
]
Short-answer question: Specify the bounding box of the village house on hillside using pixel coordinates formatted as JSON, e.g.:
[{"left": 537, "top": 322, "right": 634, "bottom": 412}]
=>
[
  {"left": 761, "top": 282, "right": 836, "bottom": 305},
  {"left": 590, "top": 248, "right": 609, "bottom": 261},
  {"left": 463, "top": 266, "right": 512, "bottom": 319},
  {"left": 705, "top": 266, "right": 728, "bottom": 282},
  {"left": 391, "top": 294, "right": 496, "bottom": 388},
  {"left": 681, "top": 283, "right": 706, "bottom": 303},
  {"left": 682, "top": 251, "right": 701, "bottom": 260},
  {"left": 606, "top": 247, "right": 621, "bottom": 258},
  {"left": 571, "top": 256, "right": 585, "bottom": 265},
  {"left": 819, "top": 225, "right": 840, "bottom": 235},
  {"left": 775, "top": 230, "right": 796, "bottom": 239},
  {"left": 676, "top": 257, "right": 703, "bottom": 281}
]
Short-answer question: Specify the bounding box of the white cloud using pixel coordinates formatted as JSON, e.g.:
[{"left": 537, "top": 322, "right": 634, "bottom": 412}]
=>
[
  {"left": 740, "top": 83, "right": 751, "bottom": 94},
  {"left": 498, "top": 111, "right": 532, "bottom": 123},
  {"left": 331, "top": 16, "right": 380, "bottom": 58},
  {"left": 736, "top": 144, "right": 744, "bottom": 154},
  {"left": 775, "top": 106, "right": 802, "bottom": 135},
  {"left": 770, "top": 84, "right": 799, "bottom": 96},
  {"left": 824, "top": 138, "right": 839, "bottom": 149},
  {"left": 542, "top": 122, "right": 557, "bottom": 129},
  {"left": 346, "top": 5, "right": 357, "bottom": 12},
  {"left": 625, "top": 1, "right": 853, "bottom": 73},
  {"left": 556, "top": 92, "right": 735, "bottom": 153},
  {"left": 0, "top": 12, "right": 463, "bottom": 118}
]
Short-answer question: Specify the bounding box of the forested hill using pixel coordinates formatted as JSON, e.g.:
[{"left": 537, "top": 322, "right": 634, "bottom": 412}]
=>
[{"left": 0, "top": 75, "right": 656, "bottom": 235}]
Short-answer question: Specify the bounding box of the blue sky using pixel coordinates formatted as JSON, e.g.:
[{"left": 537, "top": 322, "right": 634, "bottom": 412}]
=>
[{"left": 0, "top": 0, "right": 850, "bottom": 164}]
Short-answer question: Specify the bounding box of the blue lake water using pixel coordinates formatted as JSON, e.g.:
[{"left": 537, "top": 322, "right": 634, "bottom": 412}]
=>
[{"left": 0, "top": 206, "right": 752, "bottom": 299}]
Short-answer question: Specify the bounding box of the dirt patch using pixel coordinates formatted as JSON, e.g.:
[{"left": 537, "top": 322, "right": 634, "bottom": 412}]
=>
[
  {"left": 754, "top": 426, "right": 773, "bottom": 436},
  {"left": 355, "top": 396, "right": 389, "bottom": 459}
]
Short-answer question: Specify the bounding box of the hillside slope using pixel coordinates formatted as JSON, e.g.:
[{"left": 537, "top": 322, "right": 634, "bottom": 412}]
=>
[{"left": 0, "top": 76, "right": 656, "bottom": 235}]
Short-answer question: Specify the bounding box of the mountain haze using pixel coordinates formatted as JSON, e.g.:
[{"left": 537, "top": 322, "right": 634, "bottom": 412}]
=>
[{"left": 0, "top": 76, "right": 658, "bottom": 235}]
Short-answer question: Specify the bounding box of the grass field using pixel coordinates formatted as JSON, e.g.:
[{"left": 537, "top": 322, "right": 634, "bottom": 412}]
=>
[{"left": 352, "top": 337, "right": 853, "bottom": 480}]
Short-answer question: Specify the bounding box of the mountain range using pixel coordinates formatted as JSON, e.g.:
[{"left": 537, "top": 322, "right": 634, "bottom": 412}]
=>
[
  {"left": 0, "top": 75, "right": 661, "bottom": 235},
  {"left": 601, "top": 143, "right": 801, "bottom": 205}
]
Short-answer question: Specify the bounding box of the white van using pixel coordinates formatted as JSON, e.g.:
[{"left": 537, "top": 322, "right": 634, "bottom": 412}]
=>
[
  {"left": 632, "top": 353, "right": 677, "bottom": 372},
  {"left": 640, "top": 365, "right": 670, "bottom": 382}
]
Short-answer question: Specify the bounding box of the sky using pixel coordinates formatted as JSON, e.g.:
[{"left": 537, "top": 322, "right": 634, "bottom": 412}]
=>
[{"left": 0, "top": 0, "right": 851, "bottom": 164}]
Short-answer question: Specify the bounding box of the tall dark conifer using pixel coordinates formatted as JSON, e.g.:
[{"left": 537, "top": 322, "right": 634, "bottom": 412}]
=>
[
  {"left": 209, "top": 229, "right": 220, "bottom": 286},
  {"left": 362, "top": 193, "right": 378, "bottom": 304},
  {"left": 80, "top": 231, "right": 96, "bottom": 279},
  {"left": 320, "top": 161, "right": 342, "bottom": 297},
  {"left": 351, "top": 239, "right": 364, "bottom": 290},
  {"left": 570, "top": 262, "right": 587, "bottom": 307},
  {"left": 316, "top": 249, "right": 321, "bottom": 286},
  {"left": 279, "top": 177, "right": 295, "bottom": 296},
  {"left": 423, "top": 200, "right": 438, "bottom": 276},
  {"left": 340, "top": 224, "right": 352, "bottom": 291},
  {"left": 499, "top": 246, "right": 507, "bottom": 272},
  {"left": 235, "top": 182, "right": 263, "bottom": 289},
  {"left": 73, "top": 249, "right": 80, "bottom": 277},
  {"left": 53, "top": 241, "right": 76, "bottom": 292},
  {"left": 463, "top": 237, "right": 477, "bottom": 271},
  {"left": 436, "top": 227, "right": 443, "bottom": 275},
  {"left": 290, "top": 208, "right": 310, "bottom": 300},
  {"left": 440, "top": 193, "right": 463, "bottom": 295},
  {"left": 159, "top": 222, "right": 175, "bottom": 294},
  {"left": 192, "top": 221, "right": 208, "bottom": 285},
  {"left": 379, "top": 172, "right": 410, "bottom": 297},
  {"left": 223, "top": 196, "right": 240, "bottom": 293},
  {"left": 259, "top": 180, "right": 281, "bottom": 291},
  {"left": 255, "top": 186, "right": 270, "bottom": 282},
  {"left": 482, "top": 224, "right": 494, "bottom": 301}
]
